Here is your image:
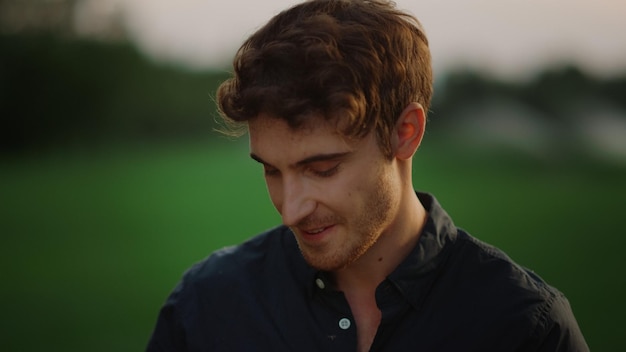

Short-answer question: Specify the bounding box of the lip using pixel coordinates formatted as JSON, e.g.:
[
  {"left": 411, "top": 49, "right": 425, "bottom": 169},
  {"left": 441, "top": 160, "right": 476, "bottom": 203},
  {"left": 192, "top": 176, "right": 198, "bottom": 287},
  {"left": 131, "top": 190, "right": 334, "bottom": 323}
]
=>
[{"left": 297, "top": 225, "right": 336, "bottom": 246}]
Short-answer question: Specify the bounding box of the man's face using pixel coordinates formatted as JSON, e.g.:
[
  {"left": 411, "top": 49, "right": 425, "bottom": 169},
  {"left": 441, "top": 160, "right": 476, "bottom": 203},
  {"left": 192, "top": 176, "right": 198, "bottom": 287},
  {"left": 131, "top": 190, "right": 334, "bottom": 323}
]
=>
[{"left": 248, "top": 113, "right": 402, "bottom": 271}]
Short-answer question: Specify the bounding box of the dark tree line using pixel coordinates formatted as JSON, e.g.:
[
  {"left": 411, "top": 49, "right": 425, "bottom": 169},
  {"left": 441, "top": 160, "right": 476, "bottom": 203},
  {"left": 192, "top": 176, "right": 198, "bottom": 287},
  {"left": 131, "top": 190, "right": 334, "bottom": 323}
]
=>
[
  {"left": 431, "top": 66, "right": 626, "bottom": 126},
  {"left": 1, "top": 33, "right": 625, "bottom": 153},
  {"left": 1, "top": 33, "right": 231, "bottom": 153}
]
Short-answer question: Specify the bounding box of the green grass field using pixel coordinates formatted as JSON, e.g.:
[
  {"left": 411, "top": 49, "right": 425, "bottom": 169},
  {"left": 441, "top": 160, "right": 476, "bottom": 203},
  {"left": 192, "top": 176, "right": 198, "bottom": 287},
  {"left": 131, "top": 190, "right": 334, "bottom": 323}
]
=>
[{"left": 1, "top": 139, "right": 624, "bottom": 351}]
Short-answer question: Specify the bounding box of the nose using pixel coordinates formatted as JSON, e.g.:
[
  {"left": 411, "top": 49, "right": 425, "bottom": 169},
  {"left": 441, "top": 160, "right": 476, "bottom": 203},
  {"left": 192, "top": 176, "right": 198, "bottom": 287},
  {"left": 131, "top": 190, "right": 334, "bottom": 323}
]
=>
[{"left": 279, "top": 175, "right": 316, "bottom": 227}]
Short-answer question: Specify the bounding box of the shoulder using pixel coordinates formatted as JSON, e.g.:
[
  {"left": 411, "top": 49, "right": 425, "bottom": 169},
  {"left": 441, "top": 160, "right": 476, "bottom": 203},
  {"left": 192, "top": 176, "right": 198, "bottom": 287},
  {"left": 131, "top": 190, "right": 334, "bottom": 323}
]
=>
[
  {"left": 452, "top": 229, "right": 553, "bottom": 293},
  {"left": 146, "top": 226, "right": 297, "bottom": 350},
  {"left": 441, "top": 230, "right": 588, "bottom": 350},
  {"left": 162, "top": 226, "right": 296, "bottom": 327},
  {"left": 450, "top": 229, "right": 564, "bottom": 312},
  {"left": 181, "top": 225, "right": 292, "bottom": 291}
]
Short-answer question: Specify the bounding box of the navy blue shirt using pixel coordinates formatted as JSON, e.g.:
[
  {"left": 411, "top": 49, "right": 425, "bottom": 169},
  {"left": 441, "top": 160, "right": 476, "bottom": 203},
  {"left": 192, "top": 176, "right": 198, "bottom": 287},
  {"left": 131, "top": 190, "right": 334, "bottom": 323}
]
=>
[{"left": 147, "top": 193, "right": 588, "bottom": 351}]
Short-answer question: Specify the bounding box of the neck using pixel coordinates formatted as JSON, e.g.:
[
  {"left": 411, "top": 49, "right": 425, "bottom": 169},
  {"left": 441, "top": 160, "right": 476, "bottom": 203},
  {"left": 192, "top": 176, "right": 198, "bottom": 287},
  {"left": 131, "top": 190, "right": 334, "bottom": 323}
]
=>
[
  {"left": 331, "top": 188, "right": 426, "bottom": 352},
  {"left": 332, "top": 189, "right": 426, "bottom": 293}
]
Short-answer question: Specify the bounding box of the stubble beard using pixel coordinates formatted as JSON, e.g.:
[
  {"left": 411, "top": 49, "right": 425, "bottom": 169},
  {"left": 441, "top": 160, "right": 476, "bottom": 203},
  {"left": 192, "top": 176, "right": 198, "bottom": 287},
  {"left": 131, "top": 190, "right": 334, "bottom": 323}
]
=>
[{"left": 294, "top": 172, "right": 397, "bottom": 272}]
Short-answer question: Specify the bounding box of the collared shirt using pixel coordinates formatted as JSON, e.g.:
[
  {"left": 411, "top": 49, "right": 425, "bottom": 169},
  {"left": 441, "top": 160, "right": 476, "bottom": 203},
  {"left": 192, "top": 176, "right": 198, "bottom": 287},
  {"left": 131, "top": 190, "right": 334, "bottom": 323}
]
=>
[{"left": 147, "top": 193, "right": 588, "bottom": 351}]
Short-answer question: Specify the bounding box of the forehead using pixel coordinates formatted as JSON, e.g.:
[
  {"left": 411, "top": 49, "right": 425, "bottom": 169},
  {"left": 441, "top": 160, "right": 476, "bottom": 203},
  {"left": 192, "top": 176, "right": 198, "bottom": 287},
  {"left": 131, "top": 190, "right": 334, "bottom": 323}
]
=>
[{"left": 248, "top": 113, "right": 356, "bottom": 160}]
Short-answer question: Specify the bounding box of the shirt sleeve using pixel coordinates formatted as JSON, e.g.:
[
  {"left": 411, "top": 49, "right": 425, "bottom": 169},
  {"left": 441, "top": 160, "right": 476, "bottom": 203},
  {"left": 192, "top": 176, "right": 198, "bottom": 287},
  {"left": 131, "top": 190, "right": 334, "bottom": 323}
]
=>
[
  {"left": 145, "top": 282, "right": 188, "bottom": 352},
  {"left": 527, "top": 292, "right": 589, "bottom": 352}
]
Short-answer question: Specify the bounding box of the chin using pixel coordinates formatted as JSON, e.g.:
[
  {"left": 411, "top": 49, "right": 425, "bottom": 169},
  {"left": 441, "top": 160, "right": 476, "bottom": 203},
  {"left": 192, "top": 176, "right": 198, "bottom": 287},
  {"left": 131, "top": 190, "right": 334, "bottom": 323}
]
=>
[{"left": 299, "top": 243, "right": 369, "bottom": 272}]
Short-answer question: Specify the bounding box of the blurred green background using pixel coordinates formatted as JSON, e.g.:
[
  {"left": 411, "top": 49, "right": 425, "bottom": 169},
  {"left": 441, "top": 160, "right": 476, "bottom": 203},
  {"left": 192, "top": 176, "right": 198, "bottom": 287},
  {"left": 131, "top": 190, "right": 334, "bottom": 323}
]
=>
[{"left": 1, "top": 1, "right": 625, "bottom": 351}]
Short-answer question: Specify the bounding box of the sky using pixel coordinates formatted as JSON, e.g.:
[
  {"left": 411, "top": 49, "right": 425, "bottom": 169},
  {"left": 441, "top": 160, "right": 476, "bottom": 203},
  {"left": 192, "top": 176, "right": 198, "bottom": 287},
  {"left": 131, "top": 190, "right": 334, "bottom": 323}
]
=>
[{"left": 74, "top": 0, "right": 626, "bottom": 79}]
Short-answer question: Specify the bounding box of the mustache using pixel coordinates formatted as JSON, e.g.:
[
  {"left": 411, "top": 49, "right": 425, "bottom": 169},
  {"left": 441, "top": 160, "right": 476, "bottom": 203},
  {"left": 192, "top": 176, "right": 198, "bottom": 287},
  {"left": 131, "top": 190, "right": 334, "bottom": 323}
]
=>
[{"left": 293, "top": 214, "right": 343, "bottom": 230}]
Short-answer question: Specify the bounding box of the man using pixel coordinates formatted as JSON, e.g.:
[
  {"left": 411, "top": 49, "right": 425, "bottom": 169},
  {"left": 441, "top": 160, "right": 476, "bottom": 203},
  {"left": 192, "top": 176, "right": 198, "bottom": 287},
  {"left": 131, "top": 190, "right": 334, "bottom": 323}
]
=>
[{"left": 147, "top": 0, "right": 588, "bottom": 351}]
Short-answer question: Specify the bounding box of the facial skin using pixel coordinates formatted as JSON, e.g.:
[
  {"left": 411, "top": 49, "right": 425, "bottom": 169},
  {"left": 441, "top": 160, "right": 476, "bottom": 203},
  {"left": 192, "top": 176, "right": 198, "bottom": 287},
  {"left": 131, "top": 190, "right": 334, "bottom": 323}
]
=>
[{"left": 248, "top": 113, "right": 405, "bottom": 272}]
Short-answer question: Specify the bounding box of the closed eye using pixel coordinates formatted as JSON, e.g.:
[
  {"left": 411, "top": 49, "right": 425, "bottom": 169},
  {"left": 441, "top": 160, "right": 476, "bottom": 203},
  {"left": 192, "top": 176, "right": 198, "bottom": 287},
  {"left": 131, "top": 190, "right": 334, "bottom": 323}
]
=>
[
  {"left": 250, "top": 151, "right": 348, "bottom": 179},
  {"left": 263, "top": 164, "right": 280, "bottom": 177},
  {"left": 310, "top": 163, "right": 340, "bottom": 177}
]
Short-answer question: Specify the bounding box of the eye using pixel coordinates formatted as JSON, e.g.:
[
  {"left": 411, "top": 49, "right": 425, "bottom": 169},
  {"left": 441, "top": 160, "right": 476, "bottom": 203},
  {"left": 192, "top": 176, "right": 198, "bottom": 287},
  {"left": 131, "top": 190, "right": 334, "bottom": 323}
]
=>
[
  {"left": 311, "top": 163, "right": 340, "bottom": 178},
  {"left": 263, "top": 165, "right": 280, "bottom": 177}
]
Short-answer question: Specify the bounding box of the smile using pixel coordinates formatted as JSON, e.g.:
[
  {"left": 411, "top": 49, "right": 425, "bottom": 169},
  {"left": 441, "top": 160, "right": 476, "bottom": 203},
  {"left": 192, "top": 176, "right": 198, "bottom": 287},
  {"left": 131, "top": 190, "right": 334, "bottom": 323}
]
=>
[
  {"left": 306, "top": 227, "right": 327, "bottom": 235},
  {"left": 300, "top": 224, "right": 336, "bottom": 238}
]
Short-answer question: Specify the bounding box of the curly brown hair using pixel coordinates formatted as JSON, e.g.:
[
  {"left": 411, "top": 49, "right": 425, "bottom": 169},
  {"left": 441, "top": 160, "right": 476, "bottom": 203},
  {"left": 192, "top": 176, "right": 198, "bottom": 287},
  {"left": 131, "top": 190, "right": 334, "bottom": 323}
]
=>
[{"left": 216, "top": 0, "right": 432, "bottom": 157}]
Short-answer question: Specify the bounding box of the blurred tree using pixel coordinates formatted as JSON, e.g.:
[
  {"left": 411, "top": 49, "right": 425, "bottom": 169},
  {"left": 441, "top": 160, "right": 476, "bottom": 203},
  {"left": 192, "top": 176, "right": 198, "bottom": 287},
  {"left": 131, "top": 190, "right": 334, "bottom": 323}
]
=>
[
  {"left": 602, "top": 77, "right": 626, "bottom": 111},
  {"left": 0, "top": 33, "right": 230, "bottom": 153},
  {"left": 0, "top": 0, "right": 77, "bottom": 35},
  {"left": 430, "top": 70, "right": 517, "bottom": 130},
  {"left": 1, "top": 0, "right": 624, "bottom": 155},
  {"left": 432, "top": 65, "right": 625, "bottom": 126},
  {"left": 521, "top": 65, "right": 600, "bottom": 121}
]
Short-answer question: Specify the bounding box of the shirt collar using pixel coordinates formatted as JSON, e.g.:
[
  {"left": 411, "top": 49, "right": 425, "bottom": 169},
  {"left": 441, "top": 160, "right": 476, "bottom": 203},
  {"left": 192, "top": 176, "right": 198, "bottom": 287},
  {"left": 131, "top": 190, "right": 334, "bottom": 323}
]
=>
[
  {"left": 295, "top": 192, "right": 458, "bottom": 303},
  {"left": 385, "top": 192, "right": 458, "bottom": 310}
]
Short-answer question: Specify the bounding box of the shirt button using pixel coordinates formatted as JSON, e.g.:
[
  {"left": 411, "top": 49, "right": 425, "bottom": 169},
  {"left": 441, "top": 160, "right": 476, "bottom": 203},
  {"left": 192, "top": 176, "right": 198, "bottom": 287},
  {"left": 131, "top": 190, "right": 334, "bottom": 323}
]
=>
[
  {"left": 315, "top": 278, "right": 325, "bottom": 289},
  {"left": 338, "top": 318, "right": 351, "bottom": 330}
]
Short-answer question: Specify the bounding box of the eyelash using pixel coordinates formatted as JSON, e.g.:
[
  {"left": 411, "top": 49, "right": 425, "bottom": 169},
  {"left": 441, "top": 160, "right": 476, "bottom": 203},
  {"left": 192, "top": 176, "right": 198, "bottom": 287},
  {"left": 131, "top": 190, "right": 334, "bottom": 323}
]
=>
[
  {"left": 312, "top": 164, "right": 340, "bottom": 177},
  {"left": 263, "top": 166, "right": 279, "bottom": 177},
  {"left": 263, "top": 164, "right": 340, "bottom": 178}
]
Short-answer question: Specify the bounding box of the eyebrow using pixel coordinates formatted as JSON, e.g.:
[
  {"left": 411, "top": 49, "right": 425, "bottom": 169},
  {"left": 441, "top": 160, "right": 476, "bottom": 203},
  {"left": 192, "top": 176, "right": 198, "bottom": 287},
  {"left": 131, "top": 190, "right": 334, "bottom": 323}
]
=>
[{"left": 250, "top": 152, "right": 351, "bottom": 168}]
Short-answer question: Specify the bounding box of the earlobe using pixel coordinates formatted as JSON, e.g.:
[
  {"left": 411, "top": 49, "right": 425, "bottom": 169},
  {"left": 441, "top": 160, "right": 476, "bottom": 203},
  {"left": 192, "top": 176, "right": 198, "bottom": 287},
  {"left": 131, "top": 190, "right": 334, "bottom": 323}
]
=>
[{"left": 394, "top": 102, "right": 426, "bottom": 160}]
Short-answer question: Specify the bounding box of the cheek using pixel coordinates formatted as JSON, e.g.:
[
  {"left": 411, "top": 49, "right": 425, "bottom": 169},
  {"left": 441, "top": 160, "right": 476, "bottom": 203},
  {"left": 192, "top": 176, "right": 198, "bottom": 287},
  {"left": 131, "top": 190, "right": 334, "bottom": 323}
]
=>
[{"left": 325, "top": 173, "right": 369, "bottom": 208}]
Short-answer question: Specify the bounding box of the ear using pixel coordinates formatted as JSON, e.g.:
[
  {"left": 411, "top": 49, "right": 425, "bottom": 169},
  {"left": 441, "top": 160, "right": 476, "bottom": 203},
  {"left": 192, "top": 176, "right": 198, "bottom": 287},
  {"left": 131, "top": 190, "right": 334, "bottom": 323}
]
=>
[{"left": 392, "top": 102, "right": 426, "bottom": 160}]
